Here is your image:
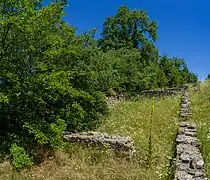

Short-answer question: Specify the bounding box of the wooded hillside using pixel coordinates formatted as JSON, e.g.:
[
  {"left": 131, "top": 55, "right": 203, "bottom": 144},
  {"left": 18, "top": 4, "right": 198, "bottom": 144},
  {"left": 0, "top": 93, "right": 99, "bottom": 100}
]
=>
[{"left": 0, "top": 0, "right": 197, "bottom": 169}]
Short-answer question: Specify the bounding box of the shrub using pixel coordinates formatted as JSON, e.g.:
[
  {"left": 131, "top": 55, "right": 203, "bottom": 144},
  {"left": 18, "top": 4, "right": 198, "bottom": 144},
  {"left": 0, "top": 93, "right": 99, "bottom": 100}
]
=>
[
  {"left": 10, "top": 144, "right": 33, "bottom": 169},
  {"left": 0, "top": 71, "right": 108, "bottom": 166}
]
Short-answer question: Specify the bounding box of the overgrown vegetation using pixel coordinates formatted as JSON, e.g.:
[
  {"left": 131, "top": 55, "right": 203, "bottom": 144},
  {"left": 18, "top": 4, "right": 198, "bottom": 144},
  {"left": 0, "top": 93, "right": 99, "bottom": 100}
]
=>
[
  {"left": 190, "top": 80, "right": 210, "bottom": 178},
  {"left": 0, "top": 0, "right": 197, "bottom": 170},
  {"left": 0, "top": 97, "right": 180, "bottom": 180}
]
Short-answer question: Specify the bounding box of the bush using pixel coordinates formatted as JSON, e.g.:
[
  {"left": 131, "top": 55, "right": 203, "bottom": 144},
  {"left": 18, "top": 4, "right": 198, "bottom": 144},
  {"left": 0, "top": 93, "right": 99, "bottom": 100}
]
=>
[
  {"left": 0, "top": 71, "right": 108, "bottom": 166},
  {"left": 10, "top": 144, "right": 33, "bottom": 169}
]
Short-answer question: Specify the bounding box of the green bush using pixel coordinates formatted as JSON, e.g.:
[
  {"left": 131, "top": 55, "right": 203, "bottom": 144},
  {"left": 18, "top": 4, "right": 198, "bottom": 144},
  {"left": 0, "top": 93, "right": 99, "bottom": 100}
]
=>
[
  {"left": 0, "top": 71, "right": 108, "bottom": 167},
  {"left": 0, "top": 71, "right": 108, "bottom": 136},
  {"left": 0, "top": 1, "right": 108, "bottom": 168},
  {"left": 10, "top": 144, "right": 33, "bottom": 169}
]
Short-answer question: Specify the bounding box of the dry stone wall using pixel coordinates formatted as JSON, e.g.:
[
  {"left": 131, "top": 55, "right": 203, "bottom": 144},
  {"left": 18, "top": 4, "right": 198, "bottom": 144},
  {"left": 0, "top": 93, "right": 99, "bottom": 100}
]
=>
[
  {"left": 139, "top": 87, "right": 186, "bottom": 98},
  {"left": 140, "top": 89, "right": 180, "bottom": 97},
  {"left": 175, "top": 92, "right": 207, "bottom": 180},
  {"left": 63, "top": 131, "right": 135, "bottom": 157},
  {"left": 106, "top": 87, "right": 187, "bottom": 106},
  {"left": 179, "top": 92, "right": 191, "bottom": 119}
]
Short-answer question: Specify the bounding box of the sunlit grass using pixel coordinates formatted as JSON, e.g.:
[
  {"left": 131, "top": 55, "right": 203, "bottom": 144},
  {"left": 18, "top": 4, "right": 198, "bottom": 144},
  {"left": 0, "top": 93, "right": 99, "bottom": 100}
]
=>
[
  {"left": 190, "top": 80, "right": 210, "bottom": 178},
  {"left": 99, "top": 97, "right": 180, "bottom": 179},
  {"left": 0, "top": 96, "right": 180, "bottom": 180}
]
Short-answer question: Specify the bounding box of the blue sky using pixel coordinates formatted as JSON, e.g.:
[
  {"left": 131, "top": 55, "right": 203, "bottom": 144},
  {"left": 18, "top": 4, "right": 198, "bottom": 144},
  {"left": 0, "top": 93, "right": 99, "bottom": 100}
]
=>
[{"left": 60, "top": 0, "right": 210, "bottom": 80}]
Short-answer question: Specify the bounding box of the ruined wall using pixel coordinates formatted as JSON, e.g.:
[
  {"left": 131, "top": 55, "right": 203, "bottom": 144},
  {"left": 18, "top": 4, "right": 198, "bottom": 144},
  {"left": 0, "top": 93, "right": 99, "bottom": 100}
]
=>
[
  {"left": 140, "top": 89, "right": 182, "bottom": 97},
  {"left": 175, "top": 122, "right": 207, "bottom": 180},
  {"left": 175, "top": 93, "right": 207, "bottom": 180},
  {"left": 179, "top": 92, "right": 191, "bottom": 119},
  {"left": 139, "top": 86, "right": 187, "bottom": 98},
  {"left": 63, "top": 131, "right": 135, "bottom": 157},
  {"left": 106, "top": 87, "right": 187, "bottom": 106}
]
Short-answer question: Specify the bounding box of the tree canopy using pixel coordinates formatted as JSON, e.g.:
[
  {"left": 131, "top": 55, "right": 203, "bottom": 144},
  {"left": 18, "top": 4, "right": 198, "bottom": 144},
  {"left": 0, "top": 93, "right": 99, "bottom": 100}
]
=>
[{"left": 99, "top": 5, "right": 158, "bottom": 51}]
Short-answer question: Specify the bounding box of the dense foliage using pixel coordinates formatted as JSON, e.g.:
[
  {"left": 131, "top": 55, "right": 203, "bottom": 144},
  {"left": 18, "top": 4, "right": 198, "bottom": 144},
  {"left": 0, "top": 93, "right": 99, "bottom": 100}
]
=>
[
  {"left": 0, "top": 1, "right": 197, "bottom": 168},
  {"left": 99, "top": 5, "right": 157, "bottom": 51}
]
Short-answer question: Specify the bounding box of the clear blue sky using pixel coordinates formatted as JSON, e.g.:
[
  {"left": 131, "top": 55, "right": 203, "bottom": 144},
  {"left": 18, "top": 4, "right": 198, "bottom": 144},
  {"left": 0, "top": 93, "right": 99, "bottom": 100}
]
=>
[{"left": 56, "top": 0, "right": 210, "bottom": 80}]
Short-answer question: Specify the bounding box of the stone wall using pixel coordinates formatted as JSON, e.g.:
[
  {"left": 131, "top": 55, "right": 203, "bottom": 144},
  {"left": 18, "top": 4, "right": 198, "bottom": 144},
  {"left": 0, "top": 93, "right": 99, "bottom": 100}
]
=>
[
  {"left": 140, "top": 89, "right": 181, "bottom": 97},
  {"left": 179, "top": 92, "right": 191, "bottom": 119},
  {"left": 139, "top": 87, "right": 186, "bottom": 98},
  {"left": 175, "top": 122, "right": 207, "bottom": 180},
  {"left": 175, "top": 92, "right": 207, "bottom": 180},
  {"left": 63, "top": 131, "right": 135, "bottom": 157},
  {"left": 106, "top": 86, "right": 187, "bottom": 106}
]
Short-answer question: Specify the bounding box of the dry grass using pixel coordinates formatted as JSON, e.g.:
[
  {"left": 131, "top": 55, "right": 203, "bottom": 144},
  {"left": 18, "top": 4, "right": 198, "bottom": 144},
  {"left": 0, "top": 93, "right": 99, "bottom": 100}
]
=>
[
  {"left": 190, "top": 80, "right": 210, "bottom": 178},
  {"left": 0, "top": 96, "right": 180, "bottom": 180}
]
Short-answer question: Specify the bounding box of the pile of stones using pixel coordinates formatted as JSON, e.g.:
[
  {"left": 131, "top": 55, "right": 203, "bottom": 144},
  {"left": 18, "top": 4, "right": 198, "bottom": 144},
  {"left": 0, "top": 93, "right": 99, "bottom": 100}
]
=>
[{"left": 63, "top": 131, "right": 135, "bottom": 157}]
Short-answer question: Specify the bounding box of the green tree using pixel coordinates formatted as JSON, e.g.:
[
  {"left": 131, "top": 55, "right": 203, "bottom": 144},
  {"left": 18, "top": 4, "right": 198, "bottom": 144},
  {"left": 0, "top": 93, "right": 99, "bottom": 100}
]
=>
[
  {"left": 0, "top": 0, "right": 108, "bottom": 168},
  {"left": 99, "top": 5, "right": 158, "bottom": 51},
  {"left": 158, "top": 56, "right": 197, "bottom": 87}
]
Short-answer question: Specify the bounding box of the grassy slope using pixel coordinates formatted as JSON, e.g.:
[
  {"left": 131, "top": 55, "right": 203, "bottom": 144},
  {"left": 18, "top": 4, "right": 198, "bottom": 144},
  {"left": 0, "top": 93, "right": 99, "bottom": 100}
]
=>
[
  {"left": 190, "top": 80, "right": 210, "bottom": 177},
  {"left": 0, "top": 97, "right": 180, "bottom": 180}
]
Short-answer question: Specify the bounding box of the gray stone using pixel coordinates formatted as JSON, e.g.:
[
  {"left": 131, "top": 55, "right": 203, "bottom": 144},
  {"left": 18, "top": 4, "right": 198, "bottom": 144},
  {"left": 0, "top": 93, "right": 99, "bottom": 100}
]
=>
[
  {"left": 176, "top": 171, "right": 193, "bottom": 180},
  {"left": 180, "top": 153, "right": 191, "bottom": 163},
  {"left": 63, "top": 131, "right": 135, "bottom": 157}
]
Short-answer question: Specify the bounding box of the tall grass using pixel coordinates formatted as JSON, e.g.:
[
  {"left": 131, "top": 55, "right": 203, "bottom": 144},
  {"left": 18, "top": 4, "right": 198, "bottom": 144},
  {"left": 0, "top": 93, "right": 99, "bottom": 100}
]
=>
[
  {"left": 98, "top": 96, "right": 179, "bottom": 179},
  {"left": 190, "top": 80, "right": 210, "bottom": 178},
  {"left": 0, "top": 96, "right": 180, "bottom": 180}
]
